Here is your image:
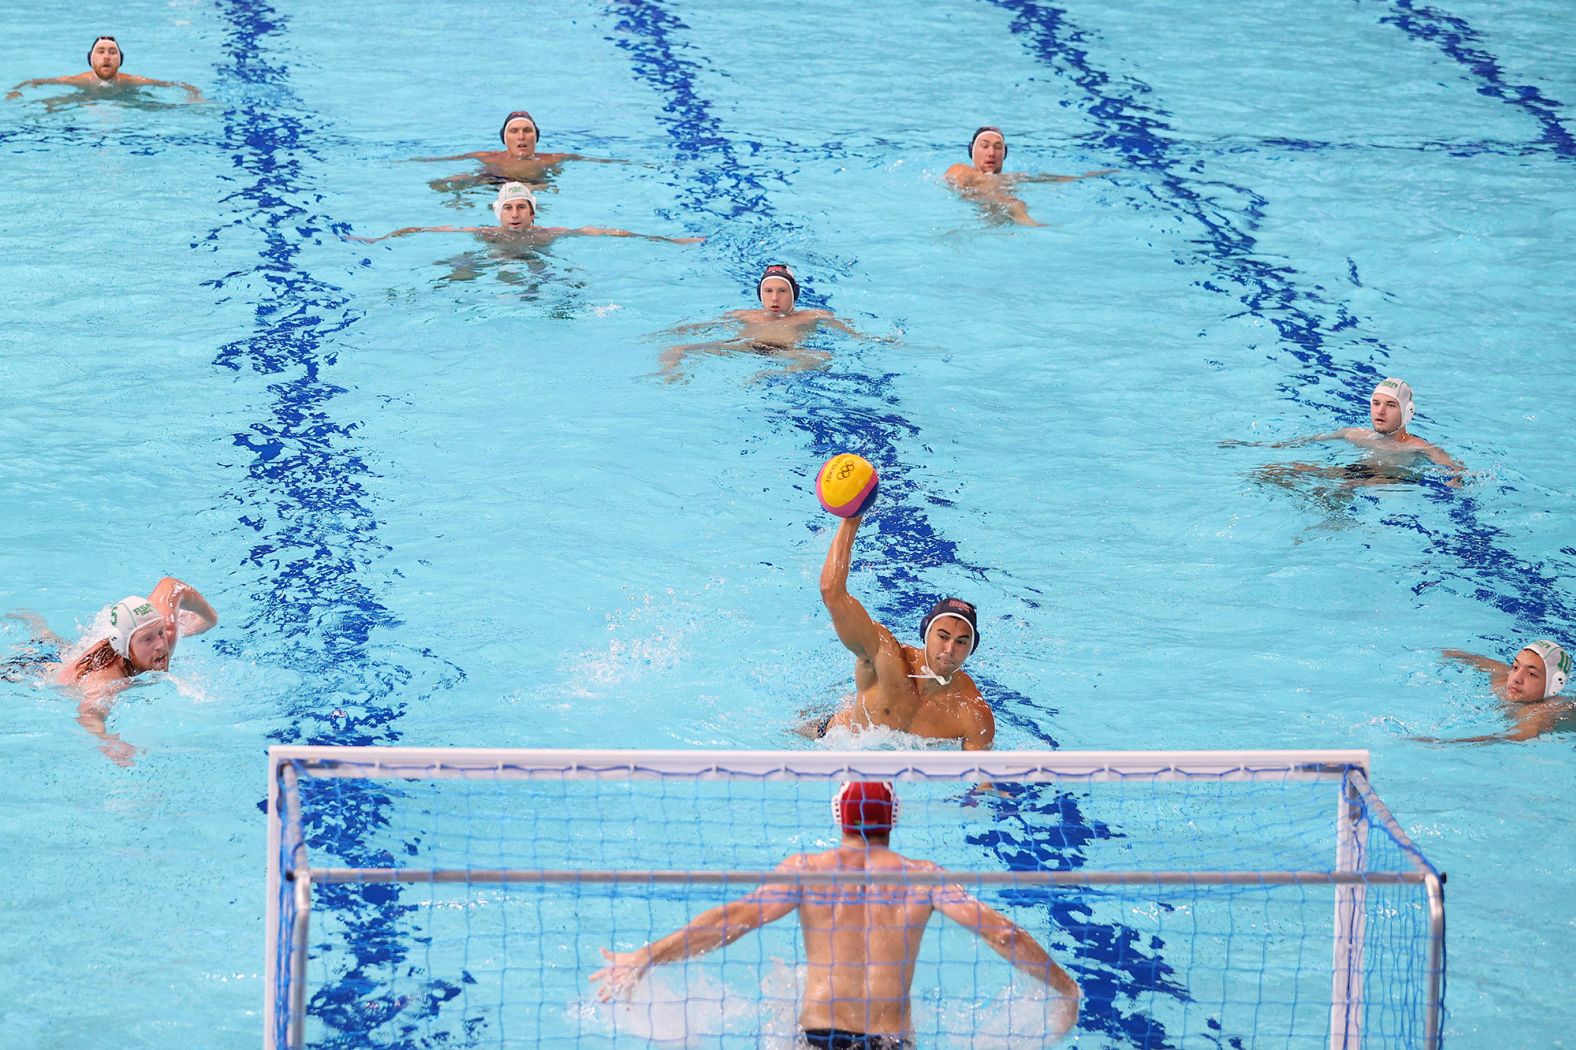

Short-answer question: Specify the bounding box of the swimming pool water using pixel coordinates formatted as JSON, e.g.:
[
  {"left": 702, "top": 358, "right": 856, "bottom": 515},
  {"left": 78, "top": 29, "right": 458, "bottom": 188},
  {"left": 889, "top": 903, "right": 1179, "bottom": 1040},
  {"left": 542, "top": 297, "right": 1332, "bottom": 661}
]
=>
[{"left": 2, "top": 0, "right": 1573, "bottom": 1046}]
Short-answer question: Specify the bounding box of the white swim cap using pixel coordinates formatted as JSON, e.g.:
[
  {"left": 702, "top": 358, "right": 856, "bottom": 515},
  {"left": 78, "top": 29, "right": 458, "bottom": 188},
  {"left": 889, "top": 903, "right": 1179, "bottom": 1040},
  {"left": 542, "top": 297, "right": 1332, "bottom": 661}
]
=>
[
  {"left": 1371, "top": 378, "right": 1414, "bottom": 427},
  {"left": 492, "top": 182, "right": 536, "bottom": 220},
  {"left": 1522, "top": 640, "right": 1571, "bottom": 699},
  {"left": 105, "top": 596, "right": 162, "bottom": 658}
]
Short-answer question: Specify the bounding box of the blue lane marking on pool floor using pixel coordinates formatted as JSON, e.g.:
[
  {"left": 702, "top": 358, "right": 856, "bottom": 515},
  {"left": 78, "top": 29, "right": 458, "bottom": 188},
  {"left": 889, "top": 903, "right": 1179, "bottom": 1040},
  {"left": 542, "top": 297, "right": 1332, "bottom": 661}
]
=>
[
  {"left": 604, "top": 3, "right": 1209, "bottom": 1045},
  {"left": 1378, "top": 0, "right": 1576, "bottom": 159},
  {"left": 202, "top": 2, "right": 463, "bottom": 1044},
  {"left": 984, "top": 0, "right": 1574, "bottom": 644}
]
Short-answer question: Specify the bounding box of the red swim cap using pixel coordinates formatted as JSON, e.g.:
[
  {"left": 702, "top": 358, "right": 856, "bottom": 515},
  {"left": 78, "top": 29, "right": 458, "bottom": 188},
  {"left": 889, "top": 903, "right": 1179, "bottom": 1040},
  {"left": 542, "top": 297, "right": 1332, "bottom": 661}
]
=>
[{"left": 832, "top": 781, "right": 898, "bottom": 836}]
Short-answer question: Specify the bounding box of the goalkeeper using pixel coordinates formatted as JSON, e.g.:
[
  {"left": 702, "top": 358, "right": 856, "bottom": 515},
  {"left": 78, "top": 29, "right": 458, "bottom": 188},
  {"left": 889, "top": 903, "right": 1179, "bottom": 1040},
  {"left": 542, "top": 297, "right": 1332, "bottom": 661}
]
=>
[{"left": 591, "top": 781, "right": 1079, "bottom": 1048}]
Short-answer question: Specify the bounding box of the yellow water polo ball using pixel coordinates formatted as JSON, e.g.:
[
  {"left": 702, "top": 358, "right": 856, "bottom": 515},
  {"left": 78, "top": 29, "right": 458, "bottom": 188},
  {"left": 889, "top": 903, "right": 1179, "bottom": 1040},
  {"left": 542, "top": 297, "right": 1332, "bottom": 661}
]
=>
[{"left": 816, "top": 453, "right": 880, "bottom": 518}]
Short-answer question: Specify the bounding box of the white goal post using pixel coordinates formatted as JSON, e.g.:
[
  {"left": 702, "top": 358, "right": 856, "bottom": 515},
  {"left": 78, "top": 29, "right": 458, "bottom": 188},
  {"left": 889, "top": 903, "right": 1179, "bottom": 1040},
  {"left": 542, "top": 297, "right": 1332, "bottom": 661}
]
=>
[{"left": 265, "top": 747, "right": 1444, "bottom": 1050}]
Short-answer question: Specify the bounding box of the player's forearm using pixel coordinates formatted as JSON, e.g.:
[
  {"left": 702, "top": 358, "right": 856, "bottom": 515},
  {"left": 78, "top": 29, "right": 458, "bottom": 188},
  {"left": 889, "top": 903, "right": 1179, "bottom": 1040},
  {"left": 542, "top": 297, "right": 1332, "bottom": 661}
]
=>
[
  {"left": 819, "top": 517, "right": 860, "bottom": 598},
  {"left": 646, "top": 905, "right": 756, "bottom": 966},
  {"left": 991, "top": 926, "right": 1079, "bottom": 999}
]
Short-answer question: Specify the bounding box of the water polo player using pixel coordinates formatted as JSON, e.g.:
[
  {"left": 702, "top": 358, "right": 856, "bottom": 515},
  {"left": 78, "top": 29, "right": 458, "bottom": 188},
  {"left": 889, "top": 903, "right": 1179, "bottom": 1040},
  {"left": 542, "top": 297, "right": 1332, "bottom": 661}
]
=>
[
  {"left": 412, "top": 109, "right": 624, "bottom": 192},
  {"left": 52, "top": 577, "right": 218, "bottom": 766},
  {"left": 353, "top": 182, "right": 702, "bottom": 246},
  {"left": 944, "top": 125, "right": 1116, "bottom": 227},
  {"left": 659, "top": 264, "right": 885, "bottom": 382},
  {"left": 592, "top": 781, "right": 1079, "bottom": 1044},
  {"left": 1230, "top": 377, "right": 1464, "bottom": 490},
  {"left": 810, "top": 512, "right": 995, "bottom": 749},
  {"left": 6, "top": 36, "right": 205, "bottom": 102},
  {"left": 1425, "top": 641, "right": 1575, "bottom": 743}
]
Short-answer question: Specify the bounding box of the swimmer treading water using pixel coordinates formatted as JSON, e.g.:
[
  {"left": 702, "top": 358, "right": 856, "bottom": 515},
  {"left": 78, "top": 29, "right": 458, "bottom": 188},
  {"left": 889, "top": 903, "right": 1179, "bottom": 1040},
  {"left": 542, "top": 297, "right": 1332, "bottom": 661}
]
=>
[
  {"left": 6, "top": 36, "right": 205, "bottom": 109},
  {"left": 352, "top": 182, "right": 703, "bottom": 254},
  {"left": 411, "top": 110, "right": 626, "bottom": 194},
  {"left": 944, "top": 126, "right": 1116, "bottom": 227},
  {"left": 659, "top": 265, "right": 890, "bottom": 382},
  {"left": 1416, "top": 641, "right": 1574, "bottom": 743},
  {"left": 1223, "top": 377, "right": 1465, "bottom": 529}
]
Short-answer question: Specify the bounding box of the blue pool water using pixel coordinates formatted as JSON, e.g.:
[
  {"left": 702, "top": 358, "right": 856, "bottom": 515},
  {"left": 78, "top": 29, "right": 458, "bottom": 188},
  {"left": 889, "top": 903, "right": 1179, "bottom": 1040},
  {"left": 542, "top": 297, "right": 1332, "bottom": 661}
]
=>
[{"left": 2, "top": 0, "right": 1572, "bottom": 1046}]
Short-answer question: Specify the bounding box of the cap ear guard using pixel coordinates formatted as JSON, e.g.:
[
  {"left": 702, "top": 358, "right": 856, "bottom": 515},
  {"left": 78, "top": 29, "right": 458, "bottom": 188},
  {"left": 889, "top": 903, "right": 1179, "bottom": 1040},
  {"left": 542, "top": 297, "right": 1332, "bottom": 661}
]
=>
[
  {"left": 105, "top": 596, "right": 162, "bottom": 658},
  {"left": 1525, "top": 640, "right": 1571, "bottom": 698}
]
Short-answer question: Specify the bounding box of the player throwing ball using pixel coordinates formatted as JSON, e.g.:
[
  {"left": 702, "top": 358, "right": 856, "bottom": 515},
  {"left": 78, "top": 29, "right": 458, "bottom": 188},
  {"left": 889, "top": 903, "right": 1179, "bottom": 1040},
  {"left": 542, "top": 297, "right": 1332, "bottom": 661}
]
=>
[{"left": 803, "top": 454, "right": 994, "bottom": 748}]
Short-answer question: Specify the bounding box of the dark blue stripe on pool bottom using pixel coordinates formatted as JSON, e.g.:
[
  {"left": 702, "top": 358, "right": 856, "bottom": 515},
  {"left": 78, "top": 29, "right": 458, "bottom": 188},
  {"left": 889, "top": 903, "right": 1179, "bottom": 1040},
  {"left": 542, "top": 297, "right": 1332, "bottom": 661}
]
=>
[
  {"left": 984, "top": 0, "right": 1574, "bottom": 641},
  {"left": 605, "top": 4, "right": 1192, "bottom": 1044},
  {"left": 201, "top": 2, "right": 462, "bottom": 1046},
  {"left": 1379, "top": 0, "right": 1576, "bottom": 159}
]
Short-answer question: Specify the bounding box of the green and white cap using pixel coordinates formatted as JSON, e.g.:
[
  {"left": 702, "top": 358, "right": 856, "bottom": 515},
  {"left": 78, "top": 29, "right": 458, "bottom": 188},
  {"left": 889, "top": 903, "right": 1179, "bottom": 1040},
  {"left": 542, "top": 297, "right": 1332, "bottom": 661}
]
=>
[
  {"left": 105, "top": 596, "right": 162, "bottom": 658},
  {"left": 1371, "top": 377, "right": 1414, "bottom": 426},
  {"left": 1522, "top": 640, "right": 1571, "bottom": 699},
  {"left": 492, "top": 182, "right": 536, "bottom": 219}
]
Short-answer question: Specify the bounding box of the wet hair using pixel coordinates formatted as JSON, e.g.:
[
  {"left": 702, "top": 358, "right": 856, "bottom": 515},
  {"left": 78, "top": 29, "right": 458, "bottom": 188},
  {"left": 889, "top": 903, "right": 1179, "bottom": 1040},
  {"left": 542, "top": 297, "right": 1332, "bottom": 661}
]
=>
[
  {"left": 70, "top": 639, "right": 134, "bottom": 680},
  {"left": 88, "top": 36, "right": 122, "bottom": 67},
  {"left": 969, "top": 126, "right": 1007, "bottom": 160},
  {"left": 499, "top": 110, "right": 539, "bottom": 145}
]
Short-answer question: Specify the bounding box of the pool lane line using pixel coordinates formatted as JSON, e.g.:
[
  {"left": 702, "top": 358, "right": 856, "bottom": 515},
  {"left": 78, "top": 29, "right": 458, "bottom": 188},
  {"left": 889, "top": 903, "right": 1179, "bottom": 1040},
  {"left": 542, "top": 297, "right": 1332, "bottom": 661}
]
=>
[
  {"left": 202, "top": 1, "right": 466, "bottom": 1043},
  {"left": 1376, "top": 0, "right": 1576, "bottom": 160},
  {"left": 605, "top": 3, "right": 1203, "bottom": 1042},
  {"left": 982, "top": 0, "right": 1575, "bottom": 641}
]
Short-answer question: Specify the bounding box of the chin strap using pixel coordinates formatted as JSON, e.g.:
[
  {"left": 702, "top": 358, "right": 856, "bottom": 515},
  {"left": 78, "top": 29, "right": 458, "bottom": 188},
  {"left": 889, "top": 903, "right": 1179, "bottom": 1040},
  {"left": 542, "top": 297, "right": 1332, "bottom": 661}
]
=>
[{"left": 908, "top": 665, "right": 953, "bottom": 687}]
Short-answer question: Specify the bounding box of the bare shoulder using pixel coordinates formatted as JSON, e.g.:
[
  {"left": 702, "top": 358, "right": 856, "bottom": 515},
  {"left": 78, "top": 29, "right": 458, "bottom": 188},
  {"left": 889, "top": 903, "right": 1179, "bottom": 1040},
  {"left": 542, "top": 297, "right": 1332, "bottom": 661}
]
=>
[
  {"left": 897, "top": 854, "right": 943, "bottom": 874},
  {"left": 944, "top": 163, "right": 975, "bottom": 184}
]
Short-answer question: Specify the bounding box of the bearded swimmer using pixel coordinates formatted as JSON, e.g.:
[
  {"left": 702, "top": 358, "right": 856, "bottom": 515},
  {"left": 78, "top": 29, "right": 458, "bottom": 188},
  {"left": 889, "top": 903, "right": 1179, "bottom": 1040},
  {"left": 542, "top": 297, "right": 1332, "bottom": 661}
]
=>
[
  {"left": 50, "top": 577, "right": 219, "bottom": 767},
  {"left": 805, "top": 514, "right": 994, "bottom": 749},
  {"left": 1229, "top": 378, "right": 1464, "bottom": 488},
  {"left": 660, "top": 265, "right": 883, "bottom": 382},
  {"left": 1419, "top": 641, "right": 1575, "bottom": 743},
  {"left": 7, "top": 36, "right": 205, "bottom": 102},
  {"left": 944, "top": 126, "right": 1115, "bottom": 227},
  {"left": 591, "top": 781, "right": 1079, "bottom": 1047},
  {"left": 352, "top": 182, "right": 702, "bottom": 246},
  {"left": 413, "top": 110, "right": 622, "bottom": 191}
]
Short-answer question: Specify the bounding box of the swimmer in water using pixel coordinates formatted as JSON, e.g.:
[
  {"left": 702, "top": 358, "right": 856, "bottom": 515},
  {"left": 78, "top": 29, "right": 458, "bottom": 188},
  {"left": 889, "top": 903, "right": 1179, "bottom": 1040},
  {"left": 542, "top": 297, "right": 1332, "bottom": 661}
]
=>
[
  {"left": 352, "top": 182, "right": 703, "bottom": 247},
  {"left": 1419, "top": 641, "right": 1574, "bottom": 743},
  {"left": 659, "top": 265, "right": 884, "bottom": 382},
  {"left": 944, "top": 126, "right": 1116, "bottom": 227},
  {"left": 592, "top": 781, "right": 1079, "bottom": 1045},
  {"left": 49, "top": 577, "right": 218, "bottom": 767},
  {"left": 413, "top": 110, "right": 623, "bottom": 192},
  {"left": 803, "top": 514, "right": 995, "bottom": 749},
  {"left": 1230, "top": 377, "right": 1464, "bottom": 496},
  {"left": 6, "top": 37, "right": 205, "bottom": 103}
]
